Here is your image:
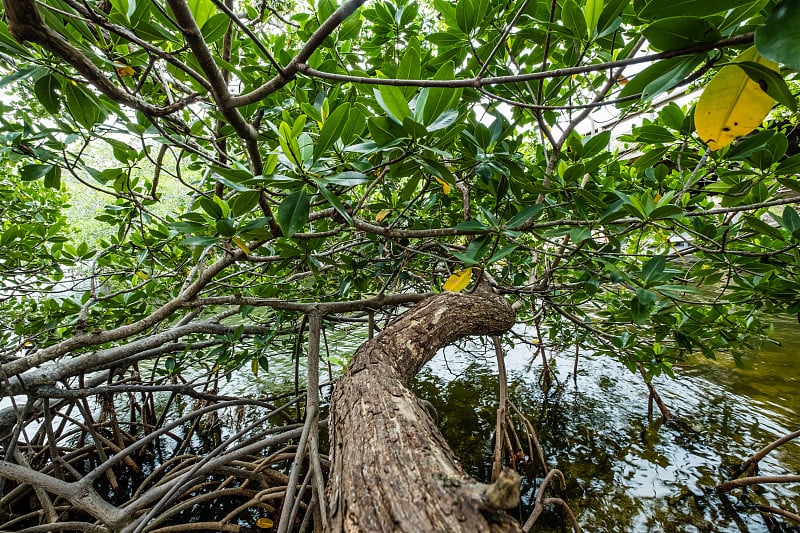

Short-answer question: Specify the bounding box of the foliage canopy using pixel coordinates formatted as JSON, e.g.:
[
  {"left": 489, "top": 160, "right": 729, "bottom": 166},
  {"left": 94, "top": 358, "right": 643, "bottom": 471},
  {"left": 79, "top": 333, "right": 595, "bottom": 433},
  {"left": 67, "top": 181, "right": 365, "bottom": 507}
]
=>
[{"left": 0, "top": 0, "right": 799, "bottom": 389}]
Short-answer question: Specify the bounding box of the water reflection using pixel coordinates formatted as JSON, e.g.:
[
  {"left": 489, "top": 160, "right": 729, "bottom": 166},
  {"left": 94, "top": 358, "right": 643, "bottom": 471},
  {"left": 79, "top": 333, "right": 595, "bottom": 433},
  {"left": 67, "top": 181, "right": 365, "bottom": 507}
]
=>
[{"left": 413, "top": 332, "right": 800, "bottom": 532}]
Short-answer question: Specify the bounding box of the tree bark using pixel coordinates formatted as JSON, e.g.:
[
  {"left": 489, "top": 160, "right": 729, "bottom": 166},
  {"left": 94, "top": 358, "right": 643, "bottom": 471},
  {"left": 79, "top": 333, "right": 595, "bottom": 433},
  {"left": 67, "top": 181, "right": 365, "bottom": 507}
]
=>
[{"left": 328, "top": 288, "right": 522, "bottom": 532}]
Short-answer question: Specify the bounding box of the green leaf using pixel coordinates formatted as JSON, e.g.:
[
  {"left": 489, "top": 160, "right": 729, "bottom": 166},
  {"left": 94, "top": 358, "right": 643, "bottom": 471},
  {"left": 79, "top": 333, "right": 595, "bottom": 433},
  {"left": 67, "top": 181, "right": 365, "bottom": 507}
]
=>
[
  {"left": 505, "top": 204, "right": 544, "bottom": 228},
  {"left": 201, "top": 12, "right": 230, "bottom": 43},
  {"left": 776, "top": 154, "right": 800, "bottom": 175},
  {"left": 315, "top": 102, "right": 350, "bottom": 159},
  {"left": 321, "top": 171, "right": 370, "bottom": 187},
  {"left": 455, "top": 220, "right": 489, "bottom": 231},
  {"left": 643, "top": 17, "right": 721, "bottom": 51},
  {"left": 782, "top": 206, "right": 800, "bottom": 233},
  {"left": 733, "top": 61, "right": 797, "bottom": 111},
  {"left": 277, "top": 189, "right": 310, "bottom": 238},
  {"left": 214, "top": 175, "right": 250, "bottom": 192},
  {"left": 63, "top": 83, "right": 103, "bottom": 128},
  {"left": 642, "top": 256, "right": 666, "bottom": 282},
  {"left": 639, "top": 0, "right": 752, "bottom": 19},
  {"left": 43, "top": 165, "right": 61, "bottom": 189},
  {"left": 19, "top": 164, "right": 54, "bottom": 181},
  {"left": 456, "top": 0, "right": 488, "bottom": 34},
  {"left": 181, "top": 235, "right": 219, "bottom": 247},
  {"left": 584, "top": 0, "right": 604, "bottom": 37},
  {"left": 0, "top": 66, "right": 46, "bottom": 88},
  {"left": 618, "top": 57, "right": 693, "bottom": 106},
  {"left": 230, "top": 191, "right": 261, "bottom": 217},
  {"left": 367, "top": 116, "right": 406, "bottom": 146},
  {"left": 562, "top": 0, "right": 588, "bottom": 38},
  {"left": 583, "top": 131, "right": 611, "bottom": 158},
  {"left": 641, "top": 55, "right": 703, "bottom": 102},
  {"left": 215, "top": 218, "right": 236, "bottom": 237},
  {"left": 374, "top": 85, "right": 411, "bottom": 124},
  {"left": 397, "top": 40, "right": 421, "bottom": 97},
  {"left": 487, "top": 244, "right": 518, "bottom": 265},
  {"left": 33, "top": 73, "right": 61, "bottom": 114},
  {"left": 422, "top": 62, "right": 457, "bottom": 124},
  {"left": 630, "top": 297, "right": 650, "bottom": 323},
  {"left": 649, "top": 205, "right": 684, "bottom": 220},
  {"left": 755, "top": 0, "right": 800, "bottom": 73},
  {"left": 427, "top": 109, "right": 459, "bottom": 132},
  {"left": 187, "top": 0, "right": 216, "bottom": 27},
  {"left": 315, "top": 181, "right": 353, "bottom": 225}
]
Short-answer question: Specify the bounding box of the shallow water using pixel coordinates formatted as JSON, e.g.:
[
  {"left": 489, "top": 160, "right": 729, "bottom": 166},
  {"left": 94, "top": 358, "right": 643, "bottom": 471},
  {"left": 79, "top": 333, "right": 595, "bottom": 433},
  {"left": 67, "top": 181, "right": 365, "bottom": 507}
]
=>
[
  {"left": 219, "top": 319, "right": 800, "bottom": 532},
  {"left": 411, "top": 324, "right": 800, "bottom": 532}
]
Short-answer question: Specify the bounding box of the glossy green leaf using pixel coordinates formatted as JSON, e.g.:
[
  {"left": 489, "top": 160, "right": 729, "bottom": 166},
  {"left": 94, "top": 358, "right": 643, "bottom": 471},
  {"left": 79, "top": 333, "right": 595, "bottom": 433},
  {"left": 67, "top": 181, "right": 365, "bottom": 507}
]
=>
[
  {"left": 374, "top": 85, "right": 411, "bottom": 124},
  {"left": 43, "top": 165, "right": 61, "bottom": 190},
  {"left": 33, "top": 73, "right": 60, "bottom": 115},
  {"left": 277, "top": 189, "right": 310, "bottom": 238},
  {"left": 505, "top": 204, "right": 544, "bottom": 228},
  {"left": 321, "top": 171, "right": 370, "bottom": 187},
  {"left": 755, "top": 0, "right": 800, "bottom": 73},
  {"left": 19, "top": 164, "right": 54, "bottom": 181},
  {"left": 618, "top": 57, "right": 690, "bottom": 106},
  {"left": 562, "top": 0, "right": 588, "bottom": 38},
  {"left": 782, "top": 206, "right": 800, "bottom": 233},
  {"left": 584, "top": 0, "right": 604, "bottom": 37},
  {"left": 427, "top": 109, "right": 459, "bottom": 132},
  {"left": 187, "top": 0, "right": 216, "bottom": 27},
  {"left": 422, "top": 62, "right": 457, "bottom": 124},
  {"left": 181, "top": 235, "right": 219, "bottom": 247},
  {"left": 643, "top": 17, "right": 720, "bottom": 51},
  {"left": 230, "top": 191, "right": 261, "bottom": 217},
  {"left": 639, "top": 0, "right": 751, "bottom": 19},
  {"left": 455, "top": 0, "right": 488, "bottom": 34},
  {"left": 583, "top": 131, "right": 611, "bottom": 158},
  {"left": 316, "top": 182, "right": 352, "bottom": 225},
  {"left": 63, "top": 83, "right": 103, "bottom": 128},
  {"left": 201, "top": 13, "right": 230, "bottom": 43},
  {"left": 368, "top": 116, "right": 406, "bottom": 146},
  {"left": 776, "top": 154, "right": 800, "bottom": 175},
  {"left": 397, "top": 39, "right": 421, "bottom": 97}
]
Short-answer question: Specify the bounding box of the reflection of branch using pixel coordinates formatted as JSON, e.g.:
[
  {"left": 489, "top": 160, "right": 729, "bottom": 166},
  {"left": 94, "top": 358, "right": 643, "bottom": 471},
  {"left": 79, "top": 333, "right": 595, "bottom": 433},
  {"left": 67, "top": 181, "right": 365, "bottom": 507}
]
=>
[{"left": 756, "top": 504, "right": 800, "bottom": 524}]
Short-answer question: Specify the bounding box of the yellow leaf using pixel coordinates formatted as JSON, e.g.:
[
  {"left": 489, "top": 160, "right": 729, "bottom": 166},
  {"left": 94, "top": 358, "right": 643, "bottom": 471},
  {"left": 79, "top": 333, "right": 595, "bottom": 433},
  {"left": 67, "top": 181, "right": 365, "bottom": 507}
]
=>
[
  {"left": 695, "top": 47, "right": 778, "bottom": 151},
  {"left": 376, "top": 208, "right": 391, "bottom": 223},
  {"left": 114, "top": 63, "right": 136, "bottom": 77},
  {"left": 232, "top": 236, "right": 251, "bottom": 255},
  {"left": 135, "top": 271, "right": 149, "bottom": 280},
  {"left": 251, "top": 357, "right": 259, "bottom": 376},
  {"left": 443, "top": 267, "right": 472, "bottom": 292},
  {"left": 434, "top": 176, "right": 451, "bottom": 195},
  {"left": 256, "top": 517, "right": 274, "bottom": 528}
]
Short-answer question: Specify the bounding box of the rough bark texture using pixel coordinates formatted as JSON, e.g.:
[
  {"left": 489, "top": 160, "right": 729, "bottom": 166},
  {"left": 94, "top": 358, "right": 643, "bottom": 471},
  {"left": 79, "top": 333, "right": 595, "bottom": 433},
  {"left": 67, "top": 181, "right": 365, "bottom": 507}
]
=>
[{"left": 328, "top": 289, "right": 521, "bottom": 532}]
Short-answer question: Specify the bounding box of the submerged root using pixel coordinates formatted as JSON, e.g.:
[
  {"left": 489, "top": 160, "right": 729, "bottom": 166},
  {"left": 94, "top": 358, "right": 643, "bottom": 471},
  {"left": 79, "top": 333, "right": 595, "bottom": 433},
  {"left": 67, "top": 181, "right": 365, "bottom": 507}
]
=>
[{"left": 716, "top": 429, "right": 800, "bottom": 528}]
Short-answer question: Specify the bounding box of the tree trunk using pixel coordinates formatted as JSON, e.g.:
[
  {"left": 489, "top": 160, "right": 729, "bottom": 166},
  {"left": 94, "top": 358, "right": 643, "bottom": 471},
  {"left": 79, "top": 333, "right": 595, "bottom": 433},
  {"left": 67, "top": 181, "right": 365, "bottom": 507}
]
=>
[{"left": 328, "top": 288, "right": 522, "bottom": 532}]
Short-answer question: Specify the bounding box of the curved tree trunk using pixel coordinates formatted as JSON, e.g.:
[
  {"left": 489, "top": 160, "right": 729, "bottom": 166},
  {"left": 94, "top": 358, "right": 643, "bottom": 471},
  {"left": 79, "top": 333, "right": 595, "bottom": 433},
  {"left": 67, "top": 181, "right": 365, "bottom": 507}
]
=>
[{"left": 328, "top": 288, "right": 522, "bottom": 532}]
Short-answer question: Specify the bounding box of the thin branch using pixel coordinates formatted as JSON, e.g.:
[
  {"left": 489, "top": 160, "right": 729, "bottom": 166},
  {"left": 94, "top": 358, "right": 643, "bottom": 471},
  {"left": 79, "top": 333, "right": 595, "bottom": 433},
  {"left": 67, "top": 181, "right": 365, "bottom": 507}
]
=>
[{"left": 292, "top": 33, "right": 754, "bottom": 90}]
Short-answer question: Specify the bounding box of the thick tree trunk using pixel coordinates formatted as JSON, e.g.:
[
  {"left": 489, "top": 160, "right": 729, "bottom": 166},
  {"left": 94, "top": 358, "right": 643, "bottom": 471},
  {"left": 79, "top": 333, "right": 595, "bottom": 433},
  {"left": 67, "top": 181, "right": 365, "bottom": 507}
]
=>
[{"left": 328, "top": 288, "right": 522, "bottom": 532}]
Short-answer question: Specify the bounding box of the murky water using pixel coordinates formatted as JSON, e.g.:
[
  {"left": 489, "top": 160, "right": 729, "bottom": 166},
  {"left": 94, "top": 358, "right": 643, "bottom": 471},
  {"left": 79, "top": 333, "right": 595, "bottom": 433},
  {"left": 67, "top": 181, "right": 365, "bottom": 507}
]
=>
[
  {"left": 412, "top": 322, "right": 800, "bottom": 532},
  {"left": 221, "top": 320, "right": 800, "bottom": 532}
]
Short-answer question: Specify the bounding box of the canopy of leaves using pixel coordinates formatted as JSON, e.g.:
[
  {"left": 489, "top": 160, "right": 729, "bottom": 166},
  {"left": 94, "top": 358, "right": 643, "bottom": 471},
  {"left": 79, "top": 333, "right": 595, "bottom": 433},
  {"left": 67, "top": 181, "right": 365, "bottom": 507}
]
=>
[{"left": 0, "top": 0, "right": 799, "bottom": 383}]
